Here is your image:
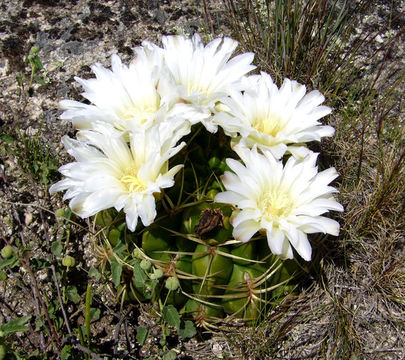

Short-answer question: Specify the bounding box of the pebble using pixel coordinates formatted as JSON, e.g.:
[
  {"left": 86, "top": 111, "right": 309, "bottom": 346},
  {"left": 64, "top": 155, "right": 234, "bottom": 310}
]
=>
[
  {"left": 25, "top": 212, "right": 33, "bottom": 226},
  {"left": 375, "top": 34, "right": 384, "bottom": 43},
  {"left": 212, "top": 343, "right": 223, "bottom": 358}
]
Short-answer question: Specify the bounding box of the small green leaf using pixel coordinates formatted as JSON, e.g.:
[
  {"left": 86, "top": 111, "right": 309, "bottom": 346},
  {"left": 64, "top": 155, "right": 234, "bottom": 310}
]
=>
[
  {"left": 132, "top": 262, "right": 147, "bottom": 286},
  {"left": 162, "top": 350, "right": 177, "bottom": 360},
  {"left": 16, "top": 72, "right": 25, "bottom": 86},
  {"left": 108, "top": 229, "right": 121, "bottom": 247},
  {"left": 111, "top": 260, "right": 122, "bottom": 287},
  {"left": 34, "top": 74, "right": 46, "bottom": 85},
  {"left": 66, "top": 285, "right": 80, "bottom": 304},
  {"left": 30, "top": 257, "right": 50, "bottom": 270},
  {"left": 61, "top": 345, "right": 73, "bottom": 360},
  {"left": 51, "top": 241, "right": 63, "bottom": 257},
  {"left": 0, "top": 134, "right": 15, "bottom": 143},
  {"left": 88, "top": 267, "right": 101, "bottom": 281},
  {"left": 31, "top": 55, "right": 43, "bottom": 71},
  {"left": 35, "top": 318, "right": 43, "bottom": 331},
  {"left": 90, "top": 308, "right": 100, "bottom": 322},
  {"left": 0, "top": 256, "right": 18, "bottom": 270},
  {"left": 0, "top": 270, "right": 7, "bottom": 281},
  {"left": 113, "top": 241, "right": 126, "bottom": 257},
  {"left": 178, "top": 320, "right": 197, "bottom": 339},
  {"left": 162, "top": 305, "right": 181, "bottom": 329},
  {"left": 0, "top": 315, "right": 31, "bottom": 335},
  {"left": 136, "top": 326, "right": 149, "bottom": 345}
]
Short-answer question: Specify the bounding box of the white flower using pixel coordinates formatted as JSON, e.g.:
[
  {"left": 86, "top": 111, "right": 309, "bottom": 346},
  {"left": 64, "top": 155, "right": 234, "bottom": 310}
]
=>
[
  {"left": 214, "top": 72, "right": 334, "bottom": 159},
  {"left": 153, "top": 33, "right": 255, "bottom": 132},
  {"left": 59, "top": 50, "right": 178, "bottom": 132},
  {"left": 49, "top": 120, "right": 190, "bottom": 231},
  {"left": 214, "top": 145, "right": 343, "bottom": 261}
]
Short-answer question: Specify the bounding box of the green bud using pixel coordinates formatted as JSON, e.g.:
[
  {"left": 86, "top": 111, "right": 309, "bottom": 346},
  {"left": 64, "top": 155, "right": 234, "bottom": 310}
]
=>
[
  {"left": 165, "top": 276, "right": 180, "bottom": 291},
  {"left": 211, "top": 180, "right": 221, "bottom": 190},
  {"left": 140, "top": 259, "right": 152, "bottom": 271},
  {"left": 62, "top": 255, "right": 76, "bottom": 268},
  {"left": 31, "top": 46, "right": 40, "bottom": 54},
  {"left": 208, "top": 156, "right": 220, "bottom": 169},
  {"left": 1, "top": 245, "right": 13, "bottom": 259},
  {"left": 206, "top": 189, "right": 218, "bottom": 201},
  {"left": 218, "top": 160, "right": 230, "bottom": 173},
  {"left": 133, "top": 248, "right": 144, "bottom": 260},
  {"left": 150, "top": 268, "right": 163, "bottom": 280},
  {"left": 55, "top": 208, "right": 66, "bottom": 220}
]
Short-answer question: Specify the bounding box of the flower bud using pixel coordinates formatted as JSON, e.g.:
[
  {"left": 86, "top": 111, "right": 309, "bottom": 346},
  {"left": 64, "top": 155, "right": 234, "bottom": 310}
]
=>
[
  {"left": 1, "top": 245, "right": 13, "bottom": 259},
  {"left": 140, "top": 259, "right": 152, "bottom": 271},
  {"left": 165, "top": 276, "right": 180, "bottom": 291},
  {"left": 62, "top": 255, "right": 76, "bottom": 268},
  {"left": 149, "top": 268, "right": 163, "bottom": 280},
  {"left": 133, "top": 248, "right": 144, "bottom": 260},
  {"left": 55, "top": 208, "right": 66, "bottom": 221}
]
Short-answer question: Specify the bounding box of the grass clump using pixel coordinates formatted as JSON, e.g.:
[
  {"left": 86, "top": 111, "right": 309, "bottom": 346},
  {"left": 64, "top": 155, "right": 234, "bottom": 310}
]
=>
[
  {"left": 220, "top": 0, "right": 404, "bottom": 358},
  {"left": 1, "top": 127, "right": 59, "bottom": 185}
]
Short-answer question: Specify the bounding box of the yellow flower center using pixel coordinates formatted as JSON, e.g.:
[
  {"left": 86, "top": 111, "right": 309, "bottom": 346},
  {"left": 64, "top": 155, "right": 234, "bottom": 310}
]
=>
[
  {"left": 120, "top": 168, "right": 147, "bottom": 193},
  {"left": 186, "top": 80, "right": 212, "bottom": 102},
  {"left": 120, "top": 103, "right": 158, "bottom": 124},
  {"left": 259, "top": 188, "right": 294, "bottom": 219},
  {"left": 252, "top": 113, "right": 284, "bottom": 137}
]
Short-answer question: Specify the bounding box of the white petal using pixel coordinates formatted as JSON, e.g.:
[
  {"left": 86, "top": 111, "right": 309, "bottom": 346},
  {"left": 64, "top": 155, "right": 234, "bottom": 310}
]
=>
[
  {"left": 124, "top": 203, "right": 139, "bottom": 232},
  {"left": 232, "top": 208, "right": 261, "bottom": 228},
  {"left": 233, "top": 219, "right": 260, "bottom": 243},
  {"left": 285, "top": 228, "right": 312, "bottom": 261},
  {"left": 266, "top": 227, "right": 289, "bottom": 258},
  {"left": 215, "top": 190, "right": 245, "bottom": 205},
  {"left": 138, "top": 194, "right": 157, "bottom": 227},
  {"left": 296, "top": 216, "right": 341, "bottom": 236}
]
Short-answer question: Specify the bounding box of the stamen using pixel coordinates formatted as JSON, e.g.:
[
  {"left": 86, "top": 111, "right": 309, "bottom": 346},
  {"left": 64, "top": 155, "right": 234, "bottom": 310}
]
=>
[
  {"left": 120, "top": 173, "right": 147, "bottom": 193},
  {"left": 260, "top": 189, "right": 293, "bottom": 218},
  {"left": 120, "top": 102, "right": 158, "bottom": 123},
  {"left": 253, "top": 113, "right": 284, "bottom": 137}
]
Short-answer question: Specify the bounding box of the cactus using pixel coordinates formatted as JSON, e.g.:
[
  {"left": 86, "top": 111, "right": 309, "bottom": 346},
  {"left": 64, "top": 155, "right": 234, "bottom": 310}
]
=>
[{"left": 90, "top": 127, "right": 304, "bottom": 325}]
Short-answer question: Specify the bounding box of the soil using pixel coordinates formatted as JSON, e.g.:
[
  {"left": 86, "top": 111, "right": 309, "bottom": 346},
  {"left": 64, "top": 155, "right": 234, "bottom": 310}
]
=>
[{"left": 0, "top": 0, "right": 235, "bottom": 358}]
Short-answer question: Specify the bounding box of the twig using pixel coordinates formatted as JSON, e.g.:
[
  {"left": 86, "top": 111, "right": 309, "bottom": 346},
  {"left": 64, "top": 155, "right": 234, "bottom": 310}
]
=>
[
  {"left": 202, "top": 0, "right": 214, "bottom": 34},
  {"left": 20, "top": 255, "right": 62, "bottom": 348},
  {"left": 72, "top": 343, "right": 106, "bottom": 360},
  {"left": 51, "top": 264, "right": 72, "bottom": 337},
  {"left": 113, "top": 305, "right": 133, "bottom": 356}
]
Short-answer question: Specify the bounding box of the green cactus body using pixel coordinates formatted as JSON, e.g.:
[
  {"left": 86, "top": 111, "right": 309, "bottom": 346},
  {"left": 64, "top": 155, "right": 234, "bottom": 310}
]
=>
[
  {"left": 177, "top": 203, "right": 208, "bottom": 252},
  {"left": 267, "top": 256, "right": 300, "bottom": 300},
  {"left": 142, "top": 228, "right": 172, "bottom": 262},
  {"left": 95, "top": 209, "right": 127, "bottom": 246},
  {"left": 93, "top": 146, "right": 302, "bottom": 326},
  {"left": 231, "top": 242, "right": 256, "bottom": 266},
  {"left": 222, "top": 264, "right": 268, "bottom": 321},
  {"left": 183, "top": 298, "right": 224, "bottom": 328},
  {"left": 192, "top": 244, "right": 233, "bottom": 296}
]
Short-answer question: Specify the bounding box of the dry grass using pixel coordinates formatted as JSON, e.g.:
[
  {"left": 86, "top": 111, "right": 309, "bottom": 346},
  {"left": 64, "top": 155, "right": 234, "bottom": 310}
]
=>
[{"left": 218, "top": 0, "right": 405, "bottom": 358}]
